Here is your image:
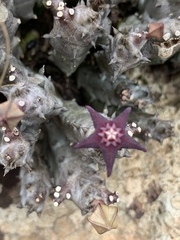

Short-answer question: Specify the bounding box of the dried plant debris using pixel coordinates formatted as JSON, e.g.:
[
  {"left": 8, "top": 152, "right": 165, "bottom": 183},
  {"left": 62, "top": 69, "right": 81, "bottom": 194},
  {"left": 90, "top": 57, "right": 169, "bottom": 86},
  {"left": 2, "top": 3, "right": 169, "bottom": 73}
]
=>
[
  {"left": 142, "top": 18, "right": 180, "bottom": 63},
  {"left": 87, "top": 202, "right": 118, "bottom": 234},
  {"left": 0, "top": 0, "right": 178, "bottom": 237},
  {"left": 0, "top": 100, "right": 24, "bottom": 130}
]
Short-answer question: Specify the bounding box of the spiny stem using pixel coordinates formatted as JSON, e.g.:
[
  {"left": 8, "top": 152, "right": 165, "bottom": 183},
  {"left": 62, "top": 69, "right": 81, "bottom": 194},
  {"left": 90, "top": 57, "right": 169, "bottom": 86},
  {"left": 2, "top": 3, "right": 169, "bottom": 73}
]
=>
[{"left": 0, "top": 22, "right": 10, "bottom": 88}]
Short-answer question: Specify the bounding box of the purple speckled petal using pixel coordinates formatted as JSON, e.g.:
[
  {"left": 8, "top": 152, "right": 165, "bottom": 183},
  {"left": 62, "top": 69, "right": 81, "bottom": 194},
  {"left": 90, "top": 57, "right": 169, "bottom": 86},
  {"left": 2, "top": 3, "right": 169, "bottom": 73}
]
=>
[
  {"left": 121, "top": 133, "right": 147, "bottom": 152},
  {"left": 75, "top": 106, "right": 146, "bottom": 177},
  {"left": 114, "top": 107, "right": 131, "bottom": 129},
  {"left": 86, "top": 106, "right": 108, "bottom": 128},
  {"left": 101, "top": 148, "right": 118, "bottom": 177}
]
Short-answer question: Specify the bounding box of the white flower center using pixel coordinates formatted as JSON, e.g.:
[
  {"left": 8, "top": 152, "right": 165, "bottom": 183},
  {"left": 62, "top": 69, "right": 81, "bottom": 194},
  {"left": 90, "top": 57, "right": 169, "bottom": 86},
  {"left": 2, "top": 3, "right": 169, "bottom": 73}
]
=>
[{"left": 98, "top": 123, "right": 123, "bottom": 147}]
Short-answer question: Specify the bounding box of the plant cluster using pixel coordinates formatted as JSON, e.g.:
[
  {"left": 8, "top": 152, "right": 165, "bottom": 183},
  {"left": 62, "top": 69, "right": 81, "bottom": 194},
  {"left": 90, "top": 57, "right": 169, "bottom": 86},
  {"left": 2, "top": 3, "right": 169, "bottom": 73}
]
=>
[{"left": 0, "top": 0, "right": 178, "bottom": 234}]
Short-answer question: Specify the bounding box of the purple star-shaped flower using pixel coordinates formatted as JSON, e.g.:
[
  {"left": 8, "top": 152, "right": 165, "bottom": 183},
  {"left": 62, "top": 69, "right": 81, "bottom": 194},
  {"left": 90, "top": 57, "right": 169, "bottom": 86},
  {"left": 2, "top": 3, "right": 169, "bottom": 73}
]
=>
[{"left": 75, "top": 106, "right": 146, "bottom": 177}]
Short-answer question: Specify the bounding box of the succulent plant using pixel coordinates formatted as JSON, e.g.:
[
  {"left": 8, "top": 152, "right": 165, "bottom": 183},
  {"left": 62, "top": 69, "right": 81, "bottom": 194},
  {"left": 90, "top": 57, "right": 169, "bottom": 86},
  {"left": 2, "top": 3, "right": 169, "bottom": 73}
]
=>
[
  {"left": 0, "top": 126, "right": 40, "bottom": 175},
  {"left": 19, "top": 145, "right": 52, "bottom": 214},
  {"left": 95, "top": 28, "right": 149, "bottom": 79},
  {"left": 13, "top": 0, "right": 37, "bottom": 20},
  {"left": 0, "top": 0, "right": 178, "bottom": 237},
  {"left": 46, "top": 119, "right": 119, "bottom": 215},
  {"left": 45, "top": 0, "right": 110, "bottom": 76}
]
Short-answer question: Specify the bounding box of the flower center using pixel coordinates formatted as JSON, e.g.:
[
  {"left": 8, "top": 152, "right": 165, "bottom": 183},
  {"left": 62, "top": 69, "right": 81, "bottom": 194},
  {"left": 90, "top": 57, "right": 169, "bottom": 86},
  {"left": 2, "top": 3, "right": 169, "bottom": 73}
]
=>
[{"left": 98, "top": 123, "right": 123, "bottom": 147}]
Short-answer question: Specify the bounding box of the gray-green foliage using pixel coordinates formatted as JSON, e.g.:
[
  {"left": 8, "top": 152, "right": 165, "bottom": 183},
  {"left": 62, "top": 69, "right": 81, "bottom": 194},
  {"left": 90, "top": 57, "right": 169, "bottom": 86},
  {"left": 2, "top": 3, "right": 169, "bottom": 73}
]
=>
[{"left": 0, "top": 0, "right": 176, "bottom": 220}]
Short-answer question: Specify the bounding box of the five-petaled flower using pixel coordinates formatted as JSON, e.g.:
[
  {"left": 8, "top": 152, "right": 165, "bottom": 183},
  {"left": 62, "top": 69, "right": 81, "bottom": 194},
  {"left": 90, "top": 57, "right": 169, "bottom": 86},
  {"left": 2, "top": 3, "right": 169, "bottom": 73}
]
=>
[{"left": 75, "top": 106, "right": 146, "bottom": 177}]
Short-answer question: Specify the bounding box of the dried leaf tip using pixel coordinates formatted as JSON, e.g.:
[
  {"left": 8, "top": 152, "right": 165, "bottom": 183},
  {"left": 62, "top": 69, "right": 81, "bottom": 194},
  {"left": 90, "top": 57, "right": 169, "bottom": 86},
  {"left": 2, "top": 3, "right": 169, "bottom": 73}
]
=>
[
  {"left": 87, "top": 203, "right": 118, "bottom": 234},
  {"left": 0, "top": 100, "right": 24, "bottom": 131},
  {"left": 146, "top": 22, "right": 164, "bottom": 40}
]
